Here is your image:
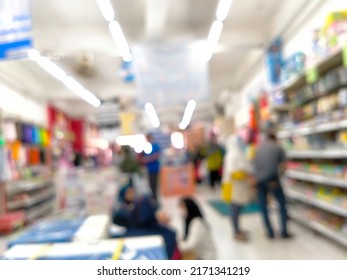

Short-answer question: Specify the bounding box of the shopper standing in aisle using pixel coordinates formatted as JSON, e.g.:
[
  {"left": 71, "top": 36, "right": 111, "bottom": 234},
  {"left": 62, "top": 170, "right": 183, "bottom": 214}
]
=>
[
  {"left": 178, "top": 197, "right": 216, "bottom": 260},
  {"left": 206, "top": 134, "right": 224, "bottom": 190},
  {"left": 142, "top": 134, "right": 161, "bottom": 202},
  {"left": 253, "top": 132, "right": 292, "bottom": 239},
  {"left": 222, "top": 134, "right": 254, "bottom": 241}
]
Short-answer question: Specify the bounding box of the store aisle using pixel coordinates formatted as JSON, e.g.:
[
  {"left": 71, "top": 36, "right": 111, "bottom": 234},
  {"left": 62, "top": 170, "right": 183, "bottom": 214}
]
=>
[{"left": 161, "top": 186, "right": 347, "bottom": 260}]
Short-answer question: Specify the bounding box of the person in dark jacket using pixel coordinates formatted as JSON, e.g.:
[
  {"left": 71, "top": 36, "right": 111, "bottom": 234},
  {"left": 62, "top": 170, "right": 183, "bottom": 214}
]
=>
[
  {"left": 253, "top": 132, "right": 293, "bottom": 239},
  {"left": 112, "top": 184, "right": 179, "bottom": 259}
]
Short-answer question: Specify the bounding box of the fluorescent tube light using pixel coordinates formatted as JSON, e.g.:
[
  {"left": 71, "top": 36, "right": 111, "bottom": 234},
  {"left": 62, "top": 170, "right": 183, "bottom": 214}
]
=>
[
  {"left": 37, "top": 57, "right": 67, "bottom": 81},
  {"left": 216, "top": 0, "right": 233, "bottom": 21},
  {"left": 179, "top": 100, "right": 196, "bottom": 130},
  {"left": 96, "top": 0, "right": 115, "bottom": 22},
  {"left": 109, "top": 21, "right": 132, "bottom": 62},
  {"left": 145, "top": 103, "right": 160, "bottom": 128},
  {"left": 63, "top": 77, "right": 101, "bottom": 107},
  {"left": 28, "top": 49, "right": 41, "bottom": 61},
  {"left": 63, "top": 76, "right": 84, "bottom": 92},
  {"left": 207, "top": 20, "right": 223, "bottom": 46}
]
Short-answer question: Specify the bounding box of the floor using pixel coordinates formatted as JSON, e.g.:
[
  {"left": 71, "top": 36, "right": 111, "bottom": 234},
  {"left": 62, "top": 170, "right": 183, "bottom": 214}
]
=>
[
  {"left": 161, "top": 185, "right": 347, "bottom": 260},
  {"left": 1, "top": 184, "right": 347, "bottom": 259}
]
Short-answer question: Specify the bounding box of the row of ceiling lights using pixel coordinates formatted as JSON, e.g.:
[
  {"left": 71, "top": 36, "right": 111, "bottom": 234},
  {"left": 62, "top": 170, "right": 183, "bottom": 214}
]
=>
[
  {"left": 24, "top": 0, "right": 131, "bottom": 110},
  {"left": 28, "top": 49, "right": 101, "bottom": 107},
  {"left": 143, "top": 0, "right": 233, "bottom": 130},
  {"left": 96, "top": 0, "right": 132, "bottom": 61},
  {"left": 206, "top": 0, "right": 233, "bottom": 61},
  {"left": 27, "top": 1, "right": 233, "bottom": 116}
]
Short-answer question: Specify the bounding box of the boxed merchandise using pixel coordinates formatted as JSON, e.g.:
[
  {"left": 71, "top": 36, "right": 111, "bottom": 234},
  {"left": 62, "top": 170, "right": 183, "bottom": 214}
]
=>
[
  {"left": 7, "top": 217, "right": 85, "bottom": 248},
  {"left": 1, "top": 236, "right": 167, "bottom": 260},
  {"left": 281, "top": 52, "right": 306, "bottom": 82},
  {"left": 324, "top": 11, "right": 347, "bottom": 48}
]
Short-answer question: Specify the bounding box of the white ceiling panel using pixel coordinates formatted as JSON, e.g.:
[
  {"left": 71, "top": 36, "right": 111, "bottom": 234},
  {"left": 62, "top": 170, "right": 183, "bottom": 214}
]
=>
[{"left": 0, "top": 0, "right": 318, "bottom": 128}]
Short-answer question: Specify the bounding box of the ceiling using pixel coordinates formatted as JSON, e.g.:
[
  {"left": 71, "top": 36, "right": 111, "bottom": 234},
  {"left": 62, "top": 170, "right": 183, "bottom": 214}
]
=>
[{"left": 0, "top": 0, "right": 316, "bottom": 131}]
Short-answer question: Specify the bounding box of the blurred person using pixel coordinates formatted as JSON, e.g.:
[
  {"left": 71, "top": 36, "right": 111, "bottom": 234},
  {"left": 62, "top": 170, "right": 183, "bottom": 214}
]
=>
[
  {"left": 253, "top": 132, "right": 292, "bottom": 239},
  {"left": 206, "top": 134, "right": 224, "bottom": 190},
  {"left": 73, "top": 152, "right": 83, "bottom": 167},
  {"left": 192, "top": 145, "right": 205, "bottom": 184},
  {"left": 222, "top": 134, "right": 254, "bottom": 241},
  {"left": 141, "top": 133, "right": 161, "bottom": 201},
  {"left": 119, "top": 146, "right": 141, "bottom": 185},
  {"left": 112, "top": 183, "right": 179, "bottom": 259},
  {"left": 178, "top": 197, "right": 216, "bottom": 260}
]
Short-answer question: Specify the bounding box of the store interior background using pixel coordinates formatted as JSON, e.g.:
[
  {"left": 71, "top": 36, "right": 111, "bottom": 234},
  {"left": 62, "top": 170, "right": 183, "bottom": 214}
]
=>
[{"left": 1, "top": 0, "right": 347, "bottom": 259}]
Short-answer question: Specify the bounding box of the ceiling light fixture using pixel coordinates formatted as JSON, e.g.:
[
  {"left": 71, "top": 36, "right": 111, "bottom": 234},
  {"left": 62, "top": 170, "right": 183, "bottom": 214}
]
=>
[
  {"left": 37, "top": 57, "right": 67, "bottom": 81},
  {"left": 109, "top": 21, "right": 132, "bottom": 62},
  {"left": 179, "top": 100, "right": 197, "bottom": 130},
  {"left": 63, "top": 77, "right": 101, "bottom": 107},
  {"left": 28, "top": 49, "right": 41, "bottom": 61},
  {"left": 96, "top": 0, "right": 115, "bottom": 22},
  {"left": 205, "top": 20, "right": 223, "bottom": 61},
  {"left": 216, "top": 0, "right": 233, "bottom": 21},
  {"left": 171, "top": 132, "right": 185, "bottom": 149},
  {"left": 145, "top": 103, "right": 160, "bottom": 128},
  {"left": 27, "top": 49, "right": 101, "bottom": 107},
  {"left": 208, "top": 20, "right": 223, "bottom": 47}
]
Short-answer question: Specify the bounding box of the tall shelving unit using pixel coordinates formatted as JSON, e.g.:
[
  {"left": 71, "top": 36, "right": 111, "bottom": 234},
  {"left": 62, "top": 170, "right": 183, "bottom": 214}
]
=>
[
  {"left": 274, "top": 46, "right": 347, "bottom": 247},
  {"left": 0, "top": 117, "right": 55, "bottom": 233}
]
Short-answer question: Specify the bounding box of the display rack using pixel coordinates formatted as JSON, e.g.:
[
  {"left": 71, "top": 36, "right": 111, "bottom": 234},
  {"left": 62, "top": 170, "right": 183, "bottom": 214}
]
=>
[
  {"left": 0, "top": 116, "right": 54, "bottom": 232},
  {"left": 274, "top": 45, "right": 347, "bottom": 248},
  {"left": 6, "top": 177, "right": 55, "bottom": 222}
]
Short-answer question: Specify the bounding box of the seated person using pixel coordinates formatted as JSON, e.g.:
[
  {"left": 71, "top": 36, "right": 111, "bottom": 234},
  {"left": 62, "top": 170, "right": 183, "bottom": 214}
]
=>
[
  {"left": 178, "top": 197, "right": 216, "bottom": 260},
  {"left": 112, "top": 184, "right": 179, "bottom": 260}
]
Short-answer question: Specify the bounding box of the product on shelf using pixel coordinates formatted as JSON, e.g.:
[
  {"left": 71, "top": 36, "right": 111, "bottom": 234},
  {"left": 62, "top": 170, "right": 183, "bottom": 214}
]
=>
[{"left": 281, "top": 52, "right": 306, "bottom": 83}]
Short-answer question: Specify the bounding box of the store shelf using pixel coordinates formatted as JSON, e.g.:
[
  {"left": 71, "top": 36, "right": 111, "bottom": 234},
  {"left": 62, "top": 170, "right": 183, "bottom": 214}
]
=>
[
  {"left": 270, "top": 104, "right": 291, "bottom": 112},
  {"left": 278, "top": 119, "right": 347, "bottom": 138},
  {"left": 290, "top": 212, "right": 347, "bottom": 247},
  {"left": 313, "top": 48, "right": 343, "bottom": 75},
  {"left": 7, "top": 179, "right": 53, "bottom": 196},
  {"left": 286, "top": 190, "right": 347, "bottom": 217},
  {"left": 286, "top": 149, "right": 347, "bottom": 159},
  {"left": 26, "top": 202, "right": 54, "bottom": 222},
  {"left": 285, "top": 170, "right": 347, "bottom": 189},
  {"left": 7, "top": 190, "right": 55, "bottom": 211},
  {"left": 277, "top": 73, "right": 306, "bottom": 93}
]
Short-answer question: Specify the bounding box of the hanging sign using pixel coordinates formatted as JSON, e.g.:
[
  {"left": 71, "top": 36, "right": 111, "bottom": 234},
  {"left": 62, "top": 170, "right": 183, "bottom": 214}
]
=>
[
  {"left": 120, "top": 112, "right": 136, "bottom": 135},
  {"left": 132, "top": 42, "right": 209, "bottom": 108},
  {"left": 0, "top": 0, "right": 33, "bottom": 60}
]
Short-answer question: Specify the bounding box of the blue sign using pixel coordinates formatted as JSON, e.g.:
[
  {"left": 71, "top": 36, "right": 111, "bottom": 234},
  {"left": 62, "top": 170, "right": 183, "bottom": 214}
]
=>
[
  {"left": 0, "top": 0, "right": 33, "bottom": 60},
  {"left": 265, "top": 38, "right": 283, "bottom": 86},
  {"left": 119, "top": 60, "right": 135, "bottom": 83}
]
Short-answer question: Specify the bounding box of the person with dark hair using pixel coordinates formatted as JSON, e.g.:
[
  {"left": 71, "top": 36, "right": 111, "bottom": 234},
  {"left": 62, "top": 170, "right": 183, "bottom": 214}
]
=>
[
  {"left": 253, "top": 132, "right": 292, "bottom": 239},
  {"left": 206, "top": 134, "right": 224, "bottom": 190},
  {"left": 178, "top": 197, "right": 216, "bottom": 260},
  {"left": 112, "top": 183, "right": 179, "bottom": 259}
]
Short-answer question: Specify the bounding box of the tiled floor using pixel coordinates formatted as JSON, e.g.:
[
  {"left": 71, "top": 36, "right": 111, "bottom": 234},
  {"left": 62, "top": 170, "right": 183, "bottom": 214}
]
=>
[
  {"left": 161, "top": 185, "right": 347, "bottom": 260},
  {"left": 1, "top": 184, "right": 347, "bottom": 259}
]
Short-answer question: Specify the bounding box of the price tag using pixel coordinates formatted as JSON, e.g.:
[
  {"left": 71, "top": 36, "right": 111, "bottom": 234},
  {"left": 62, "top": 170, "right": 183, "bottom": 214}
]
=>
[{"left": 306, "top": 67, "right": 319, "bottom": 84}]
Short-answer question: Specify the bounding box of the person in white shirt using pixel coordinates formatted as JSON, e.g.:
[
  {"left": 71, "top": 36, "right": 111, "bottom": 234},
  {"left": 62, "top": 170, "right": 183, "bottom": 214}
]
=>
[
  {"left": 178, "top": 197, "right": 216, "bottom": 260},
  {"left": 222, "top": 134, "right": 254, "bottom": 242}
]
